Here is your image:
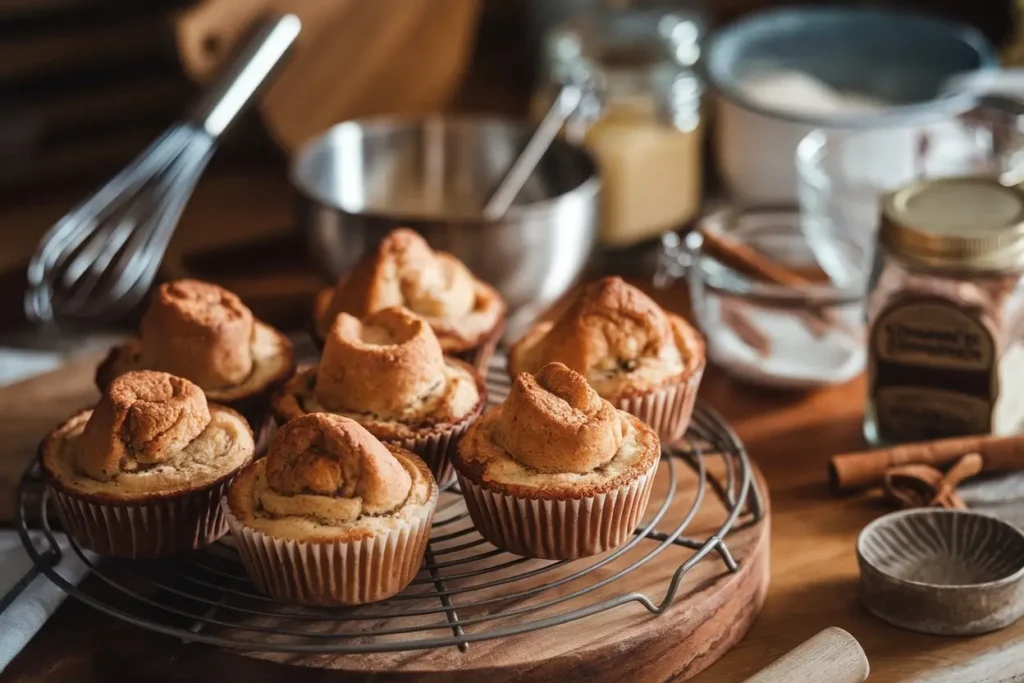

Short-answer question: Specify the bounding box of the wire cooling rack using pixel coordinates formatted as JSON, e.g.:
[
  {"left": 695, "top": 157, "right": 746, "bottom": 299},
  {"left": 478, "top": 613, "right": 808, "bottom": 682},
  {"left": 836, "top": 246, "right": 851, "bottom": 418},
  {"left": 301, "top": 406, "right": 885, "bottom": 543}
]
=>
[{"left": 12, "top": 354, "right": 763, "bottom": 654}]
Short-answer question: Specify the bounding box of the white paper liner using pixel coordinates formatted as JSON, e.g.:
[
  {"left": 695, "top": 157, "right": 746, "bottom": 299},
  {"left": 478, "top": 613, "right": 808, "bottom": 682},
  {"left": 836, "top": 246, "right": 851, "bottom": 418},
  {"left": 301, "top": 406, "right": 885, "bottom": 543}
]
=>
[
  {"left": 457, "top": 459, "right": 658, "bottom": 560},
  {"left": 47, "top": 477, "right": 232, "bottom": 559},
  {"left": 617, "top": 366, "right": 704, "bottom": 445},
  {"left": 225, "top": 504, "right": 435, "bottom": 606}
]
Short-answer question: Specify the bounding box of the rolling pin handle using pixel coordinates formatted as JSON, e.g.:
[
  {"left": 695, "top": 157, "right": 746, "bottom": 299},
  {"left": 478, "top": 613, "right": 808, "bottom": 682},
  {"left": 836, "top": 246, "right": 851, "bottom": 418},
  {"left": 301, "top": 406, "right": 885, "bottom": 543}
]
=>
[{"left": 741, "top": 627, "right": 869, "bottom": 683}]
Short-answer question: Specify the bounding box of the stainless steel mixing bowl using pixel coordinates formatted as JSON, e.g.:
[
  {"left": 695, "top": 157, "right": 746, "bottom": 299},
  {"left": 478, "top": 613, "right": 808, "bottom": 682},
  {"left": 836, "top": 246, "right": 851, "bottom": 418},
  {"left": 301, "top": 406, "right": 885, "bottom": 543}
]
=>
[{"left": 292, "top": 116, "right": 600, "bottom": 316}]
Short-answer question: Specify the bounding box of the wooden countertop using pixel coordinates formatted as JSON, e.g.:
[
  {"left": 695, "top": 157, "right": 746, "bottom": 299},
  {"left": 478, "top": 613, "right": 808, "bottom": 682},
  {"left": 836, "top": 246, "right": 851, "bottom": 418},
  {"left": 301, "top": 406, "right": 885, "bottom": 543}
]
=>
[{"left": 3, "top": 172, "right": 1023, "bottom": 683}]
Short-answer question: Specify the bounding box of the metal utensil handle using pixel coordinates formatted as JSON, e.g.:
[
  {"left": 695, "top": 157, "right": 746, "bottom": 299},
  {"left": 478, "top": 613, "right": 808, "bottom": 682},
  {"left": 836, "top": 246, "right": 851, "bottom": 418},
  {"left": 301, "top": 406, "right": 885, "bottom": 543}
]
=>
[
  {"left": 189, "top": 13, "right": 302, "bottom": 139},
  {"left": 482, "top": 84, "right": 585, "bottom": 220}
]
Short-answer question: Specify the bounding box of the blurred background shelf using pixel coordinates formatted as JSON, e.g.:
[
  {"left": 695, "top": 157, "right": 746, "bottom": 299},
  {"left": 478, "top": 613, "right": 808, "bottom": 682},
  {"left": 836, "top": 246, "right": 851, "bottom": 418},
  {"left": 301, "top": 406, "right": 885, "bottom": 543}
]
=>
[{"left": 0, "top": 0, "right": 1018, "bottom": 335}]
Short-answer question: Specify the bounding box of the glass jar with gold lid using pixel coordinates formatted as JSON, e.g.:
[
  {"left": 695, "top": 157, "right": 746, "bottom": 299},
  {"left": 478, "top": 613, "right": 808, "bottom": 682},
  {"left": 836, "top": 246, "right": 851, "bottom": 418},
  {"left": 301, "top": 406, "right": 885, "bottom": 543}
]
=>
[
  {"left": 865, "top": 176, "right": 1024, "bottom": 445},
  {"left": 533, "top": 5, "right": 705, "bottom": 250}
]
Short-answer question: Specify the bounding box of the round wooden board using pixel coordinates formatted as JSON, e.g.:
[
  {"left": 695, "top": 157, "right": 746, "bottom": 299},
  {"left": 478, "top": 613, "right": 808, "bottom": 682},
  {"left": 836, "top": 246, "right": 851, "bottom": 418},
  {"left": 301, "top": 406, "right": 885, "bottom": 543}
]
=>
[{"left": 235, "top": 457, "right": 770, "bottom": 682}]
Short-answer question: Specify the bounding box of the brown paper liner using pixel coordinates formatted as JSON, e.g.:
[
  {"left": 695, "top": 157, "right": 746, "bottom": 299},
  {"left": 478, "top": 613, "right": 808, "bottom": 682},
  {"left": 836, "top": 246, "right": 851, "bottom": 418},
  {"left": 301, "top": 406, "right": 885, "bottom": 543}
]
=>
[
  {"left": 47, "top": 476, "right": 235, "bottom": 559},
  {"left": 448, "top": 319, "right": 505, "bottom": 376},
  {"left": 457, "top": 459, "right": 658, "bottom": 560},
  {"left": 253, "top": 413, "right": 277, "bottom": 458},
  {"left": 224, "top": 393, "right": 275, "bottom": 443},
  {"left": 390, "top": 408, "right": 480, "bottom": 486},
  {"left": 618, "top": 366, "right": 704, "bottom": 446},
  {"left": 224, "top": 503, "right": 436, "bottom": 606}
]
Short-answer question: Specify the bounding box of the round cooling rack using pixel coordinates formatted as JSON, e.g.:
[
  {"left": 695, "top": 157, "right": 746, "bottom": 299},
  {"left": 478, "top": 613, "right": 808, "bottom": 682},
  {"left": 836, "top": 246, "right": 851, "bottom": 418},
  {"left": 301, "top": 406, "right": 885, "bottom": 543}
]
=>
[{"left": 15, "top": 354, "right": 764, "bottom": 655}]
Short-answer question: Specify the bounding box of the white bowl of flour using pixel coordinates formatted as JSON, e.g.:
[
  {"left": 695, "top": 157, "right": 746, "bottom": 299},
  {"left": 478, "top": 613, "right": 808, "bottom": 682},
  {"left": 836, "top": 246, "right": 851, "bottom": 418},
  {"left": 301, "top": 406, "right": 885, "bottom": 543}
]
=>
[{"left": 704, "top": 7, "right": 998, "bottom": 203}]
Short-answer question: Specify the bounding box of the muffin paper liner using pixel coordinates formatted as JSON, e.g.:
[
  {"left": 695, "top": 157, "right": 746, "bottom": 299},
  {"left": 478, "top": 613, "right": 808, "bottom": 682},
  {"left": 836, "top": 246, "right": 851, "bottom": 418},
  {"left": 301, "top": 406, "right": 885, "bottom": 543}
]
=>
[
  {"left": 47, "top": 477, "right": 234, "bottom": 559},
  {"left": 390, "top": 412, "right": 478, "bottom": 487},
  {"left": 450, "top": 321, "right": 505, "bottom": 376},
  {"left": 252, "top": 413, "right": 277, "bottom": 458},
  {"left": 456, "top": 459, "right": 658, "bottom": 560},
  {"left": 224, "top": 394, "right": 274, "bottom": 444},
  {"left": 224, "top": 504, "right": 435, "bottom": 606},
  {"left": 618, "top": 365, "right": 704, "bottom": 446}
]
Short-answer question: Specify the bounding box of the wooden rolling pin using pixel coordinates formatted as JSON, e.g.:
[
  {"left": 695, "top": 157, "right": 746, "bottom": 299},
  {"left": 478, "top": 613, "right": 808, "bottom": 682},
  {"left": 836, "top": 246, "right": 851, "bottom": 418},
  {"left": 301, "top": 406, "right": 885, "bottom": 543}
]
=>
[
  {"left": 830, "top": 433, "right": 1024, "bottom": 493},
  {"left": 742, "top": 627, "right": 869, "bottom": 683}
]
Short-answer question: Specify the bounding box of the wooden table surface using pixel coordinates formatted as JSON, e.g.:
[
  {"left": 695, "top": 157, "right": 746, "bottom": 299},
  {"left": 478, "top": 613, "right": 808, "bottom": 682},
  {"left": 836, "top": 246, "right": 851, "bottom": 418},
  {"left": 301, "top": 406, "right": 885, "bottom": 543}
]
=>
[{"left": 3, "top": 171, "right": 1024, "bottom": 683}]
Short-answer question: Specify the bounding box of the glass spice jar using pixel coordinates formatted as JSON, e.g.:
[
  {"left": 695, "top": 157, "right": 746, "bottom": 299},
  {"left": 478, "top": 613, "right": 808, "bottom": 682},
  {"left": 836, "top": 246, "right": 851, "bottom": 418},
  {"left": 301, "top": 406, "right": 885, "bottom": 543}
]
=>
[
  {"left": 533, "top": 6, "right": 705, "bottom": 249},
  {"left": 865, "top": 176, "right": 1024, "bottom": 445}
]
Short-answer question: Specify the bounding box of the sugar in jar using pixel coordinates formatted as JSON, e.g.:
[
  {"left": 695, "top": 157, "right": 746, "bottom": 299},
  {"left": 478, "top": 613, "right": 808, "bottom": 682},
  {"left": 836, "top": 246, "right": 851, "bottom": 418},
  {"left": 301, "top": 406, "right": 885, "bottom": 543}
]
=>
[{"left": 533, "top": 8, "right": 705, "bottom": 249}]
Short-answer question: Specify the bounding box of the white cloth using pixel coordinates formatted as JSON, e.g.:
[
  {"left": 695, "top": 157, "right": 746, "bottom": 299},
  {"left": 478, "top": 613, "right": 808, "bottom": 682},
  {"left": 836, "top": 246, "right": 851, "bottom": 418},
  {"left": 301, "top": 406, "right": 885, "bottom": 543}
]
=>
[
  {"left": 0, "top": 348, "right": 65, "bottom": 387},
  {"left": 0, "top": 530, "right": 92, "bottom": 672}
]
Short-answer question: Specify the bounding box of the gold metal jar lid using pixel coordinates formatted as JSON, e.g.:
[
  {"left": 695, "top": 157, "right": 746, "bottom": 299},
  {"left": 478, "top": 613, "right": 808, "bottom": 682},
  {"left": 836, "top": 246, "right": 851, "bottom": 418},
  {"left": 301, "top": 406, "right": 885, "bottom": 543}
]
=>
[{"left": 880, "top": 176, "right": 1024, "bottom": 272}]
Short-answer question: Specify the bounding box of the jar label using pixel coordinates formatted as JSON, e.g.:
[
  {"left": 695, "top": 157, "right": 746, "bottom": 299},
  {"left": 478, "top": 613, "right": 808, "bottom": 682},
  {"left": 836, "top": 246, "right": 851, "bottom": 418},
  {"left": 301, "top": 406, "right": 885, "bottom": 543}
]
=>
[{"left": 869, "top": 296, "right": 997, "bottom": 441}]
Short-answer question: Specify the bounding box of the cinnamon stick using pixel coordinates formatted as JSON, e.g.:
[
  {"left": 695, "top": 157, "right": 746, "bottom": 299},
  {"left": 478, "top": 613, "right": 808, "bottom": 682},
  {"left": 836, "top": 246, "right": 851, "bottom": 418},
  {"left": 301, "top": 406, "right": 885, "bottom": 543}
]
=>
[
  {"left": 881, "top": 453, "right": 983, "bottom": 510},
  {"left": 830, "top": 434, "right": 1024, "bottom": 493},
  {"left": 720, "top": 298, "right": 772, "bottom": 356},
  {"left": 699, "top": 229, "right": 853, "bottom": 339},
  {"left": 700, "top": 229, "right": 815, "bottom": 288}
]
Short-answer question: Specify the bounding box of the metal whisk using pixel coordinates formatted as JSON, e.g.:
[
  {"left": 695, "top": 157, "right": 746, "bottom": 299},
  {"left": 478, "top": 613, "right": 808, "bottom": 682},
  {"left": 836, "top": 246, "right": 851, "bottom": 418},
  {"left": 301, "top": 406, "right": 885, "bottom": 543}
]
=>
[{"left": 24, "top": 15, "right": 301, "bottom": 324}]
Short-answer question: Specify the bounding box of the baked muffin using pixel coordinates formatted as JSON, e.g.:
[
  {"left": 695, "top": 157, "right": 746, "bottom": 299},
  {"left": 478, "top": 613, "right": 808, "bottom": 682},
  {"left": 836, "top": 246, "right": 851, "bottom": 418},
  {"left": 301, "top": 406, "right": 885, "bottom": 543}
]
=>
[
  {"left": 276, "top": 306, "right": 485, "bottom": 482},
  {"left": 96, "top": 279, "right": 295, "bottom": 442},
  {"left": 509, "top": 276, "right": 705, "bottom": 443},
  {"left": 225, "top": 413, "right": 437, "bottom": 605},
  {"left": 39, "top": 370, "right": 254, "bottom": 558},
  {"left": 313, "top": 228, "right": 506, "bottom": 373},
  {"left": 453, "top": 362, "right": 660, "bottom": 560}
]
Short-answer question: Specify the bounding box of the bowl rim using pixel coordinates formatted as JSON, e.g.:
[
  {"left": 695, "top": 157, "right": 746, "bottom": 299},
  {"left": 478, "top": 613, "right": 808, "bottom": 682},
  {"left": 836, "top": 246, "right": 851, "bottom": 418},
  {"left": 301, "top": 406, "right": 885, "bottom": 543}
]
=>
[
  {"left": 689, "top": 205, "right": 865, "bottom": 306},
  {"left": 703, "top": 6, "right": 998, "bottom": 128},
  {"left": 288, "top": 113, "right": 601, "bottom": 225},
  {"left": 856, "top": 508, "right": 1024, "bottom": 592}
]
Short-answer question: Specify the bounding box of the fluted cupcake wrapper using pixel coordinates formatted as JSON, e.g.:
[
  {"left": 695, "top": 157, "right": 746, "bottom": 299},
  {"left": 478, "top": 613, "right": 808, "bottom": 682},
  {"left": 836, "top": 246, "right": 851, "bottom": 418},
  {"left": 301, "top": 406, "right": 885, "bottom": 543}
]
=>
[
  {"left": 457, "top": 459, "right": 658, "bottom": 560},
  {"left": 390, "top": 418, "right": 473, "bottom": 487},
  {"left": 252, "top": 413, "right": 277, "bottom": 458},
  {"left": 388, "top": 392, "right": 485, "bottom": 486},
  {"left": 224, "top": 505, "right": 435, "bottom": 606},
  {"left": 617, "top": 365, "right": 704, "bottom": 446},
  {"left": 449, "top": 320, "right": 505, "bottom": 376},
  {"left": 229, "top": 398, "right": 272, "bottom": 445},
  {"left": 47, "top": 477, "right": 234, "bottom": 559}
]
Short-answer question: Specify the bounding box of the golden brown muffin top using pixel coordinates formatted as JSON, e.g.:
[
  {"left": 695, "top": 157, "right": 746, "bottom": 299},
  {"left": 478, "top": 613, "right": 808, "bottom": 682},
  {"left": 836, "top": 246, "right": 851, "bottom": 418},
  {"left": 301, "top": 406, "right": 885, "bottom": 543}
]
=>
[
  {"left": 41, "top": 370, "right": 254, "bottom": 500},
  {"left": 139, "top": 279, "right": 255, "bottom": 389},
  {"left": 498, "top": 363, "right": 624, "bottom": 473},
  {"left": 79, "top": 371, "right": 211, "bottom": 481},
  {"left": 101, "top": 279, "right": 295, "bottom": 403},
  {"left": 453, "top": 363, "right": 660, "bottom": 499},
  {"left": 228, "top": 414, "right": 437, "bottom": 542},
  {"left": 265, "top": 413, "right": 411, "bottom": 516},
  {"left": 509, "top": 277, "right": 704, "bottom": 400},
  {"left": 316, "top": 307, "right": 449, "bottom": 418},
  {"left": 275, "top": 307, "right": 484, "bottom": 440},
  {"left": 316, "top": 229, "right": 505, "bottom": 352}
]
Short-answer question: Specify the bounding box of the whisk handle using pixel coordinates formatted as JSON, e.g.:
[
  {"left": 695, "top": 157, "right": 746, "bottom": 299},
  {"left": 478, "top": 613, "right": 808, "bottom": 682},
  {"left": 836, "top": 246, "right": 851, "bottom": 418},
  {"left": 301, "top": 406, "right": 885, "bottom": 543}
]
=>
[{"left": 189, "top": 14, "right": 301, "bottom": 139}]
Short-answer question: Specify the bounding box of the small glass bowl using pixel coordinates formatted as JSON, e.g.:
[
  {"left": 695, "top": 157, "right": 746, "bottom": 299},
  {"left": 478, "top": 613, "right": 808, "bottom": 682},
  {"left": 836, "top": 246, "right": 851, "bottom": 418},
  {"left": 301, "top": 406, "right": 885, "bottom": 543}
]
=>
[{"left": 659, "top": 206, "right": 867, "bottom": 389}]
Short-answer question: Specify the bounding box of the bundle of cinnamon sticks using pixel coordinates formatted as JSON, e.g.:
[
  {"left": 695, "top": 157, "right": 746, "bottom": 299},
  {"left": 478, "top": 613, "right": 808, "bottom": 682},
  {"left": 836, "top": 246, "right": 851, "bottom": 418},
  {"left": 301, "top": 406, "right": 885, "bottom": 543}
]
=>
[{"left": 830, "top": 433, "right": 1024, "bottom": 504}]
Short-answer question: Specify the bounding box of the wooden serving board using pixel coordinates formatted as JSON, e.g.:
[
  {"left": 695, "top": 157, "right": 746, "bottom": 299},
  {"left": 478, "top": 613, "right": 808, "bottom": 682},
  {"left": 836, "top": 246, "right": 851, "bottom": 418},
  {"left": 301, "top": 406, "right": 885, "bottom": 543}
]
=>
[{"left": 0, "top": 352, "right": 769, "bottom": 682}]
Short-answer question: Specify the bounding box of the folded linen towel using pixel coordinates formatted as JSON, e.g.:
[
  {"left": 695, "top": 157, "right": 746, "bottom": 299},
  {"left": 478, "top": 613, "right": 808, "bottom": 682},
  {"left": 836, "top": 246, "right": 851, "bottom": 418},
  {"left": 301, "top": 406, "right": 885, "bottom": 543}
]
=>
[{"left": 0, "top": 530, "right": 92, "bottom": 672}]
